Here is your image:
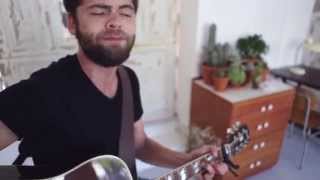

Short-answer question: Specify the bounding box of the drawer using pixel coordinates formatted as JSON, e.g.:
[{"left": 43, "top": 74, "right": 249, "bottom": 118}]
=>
[
  {"left": 231, "top": 109, "right": 290, "bottom": 139},
  {"left": 237, "top": 150, "right": 280, "bottom": 177},
  {"left": 233, "top": 130, "right": 285, "bottom": 163},
  {"left": 232, "top": 90, "right": 295, "bottom": 118},
  {"left": 216, "top": 151, "right": 280, "bottom": 180}
]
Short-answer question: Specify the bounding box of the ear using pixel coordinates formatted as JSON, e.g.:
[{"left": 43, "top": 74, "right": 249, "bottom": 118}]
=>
[{"left": 67, "top": 14, "right": 77, "bottom": 35}]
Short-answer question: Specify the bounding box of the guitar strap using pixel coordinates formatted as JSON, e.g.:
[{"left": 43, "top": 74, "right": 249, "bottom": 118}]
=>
[
  {"left": 118, "top": 66, "right": 137, "bottom": 180},
  {"left": 14, "top": 66, "right": 137, "bottom": 180}
]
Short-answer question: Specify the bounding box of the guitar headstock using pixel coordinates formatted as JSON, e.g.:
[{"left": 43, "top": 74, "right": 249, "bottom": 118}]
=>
[{"left": 223, "top": 121, "right": 250, "bottom": 158}]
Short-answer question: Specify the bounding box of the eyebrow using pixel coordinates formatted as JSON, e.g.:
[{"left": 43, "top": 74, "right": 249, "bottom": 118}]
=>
[
  {"left": 119, "top": 4, "right": 135, "bottom": 11},
  {"left": 87, "top": 4, "right": 135, "bottom": 11}
]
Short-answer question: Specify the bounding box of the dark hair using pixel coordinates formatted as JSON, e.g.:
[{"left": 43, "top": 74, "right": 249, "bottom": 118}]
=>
[{"left": 63, "top": 0, "right": 138, "bottom": 16}]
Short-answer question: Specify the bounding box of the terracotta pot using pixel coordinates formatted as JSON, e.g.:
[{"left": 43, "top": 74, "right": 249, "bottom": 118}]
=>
[
  {"left": 261, "top": 69, "right": 270, "bottom": 81},
  {"left": 212, "top": 76, "right": 229, "bottom": 91},
  {"left": 242, "top": 58, "right": 258, "bottom": 66},
  {"left": 202, "top": 64, "right": 217, "bottom": 85}
]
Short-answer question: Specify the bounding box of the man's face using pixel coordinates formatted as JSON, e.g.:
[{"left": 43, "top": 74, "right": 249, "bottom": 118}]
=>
[{"left": 69, "top": 0, "right": 136, "bottom": 67}]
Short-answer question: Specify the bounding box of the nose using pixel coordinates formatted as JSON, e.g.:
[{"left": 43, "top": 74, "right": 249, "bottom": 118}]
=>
[{"left": 105, "top": 12, "right": 122, "bottom": 30}]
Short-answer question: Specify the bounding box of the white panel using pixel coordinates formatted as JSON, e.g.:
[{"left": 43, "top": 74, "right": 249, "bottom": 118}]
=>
[
  {"left": 136, "top": 0, "right": 178, "bottom": 47},
  {"left": 6, "top": 55, "right": 59, "bottom": 85},
  {"left": 0, "top": 28, "right": 4, "bottom": 59},
  {"left": 0, "top": 4, "right": 9, "bottom": 59},
  {"left": 127, "top": 48, "right": 176, "bottom": 121},
  {"left": 38, "top": 0, "right": 77, "bottom": 51},
  {"left": 0, "top": 0, "right": 50, "bottom": 57}
]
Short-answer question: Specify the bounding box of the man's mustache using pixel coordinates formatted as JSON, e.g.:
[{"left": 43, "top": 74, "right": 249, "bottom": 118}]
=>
[{"left": 101, "top": 30, "right": 127, "bottom": 38}]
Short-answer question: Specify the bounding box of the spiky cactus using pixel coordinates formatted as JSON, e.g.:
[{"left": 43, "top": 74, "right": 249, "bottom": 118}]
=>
[{"left": 205, "top": 24, "right": 240, "bottom": 67}]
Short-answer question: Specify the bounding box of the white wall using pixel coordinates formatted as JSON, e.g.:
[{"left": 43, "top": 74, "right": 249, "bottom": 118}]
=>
[
  {"left": 176, "top": 0, "right": 199, "bottom": 129},
  {"left": 177, "top": 0, "right": 315, "bottom": 127}
]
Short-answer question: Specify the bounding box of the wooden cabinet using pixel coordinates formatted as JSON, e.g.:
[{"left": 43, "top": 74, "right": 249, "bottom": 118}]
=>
[{"left": 190, "top": 79, "right": 295, "bottom": 180}]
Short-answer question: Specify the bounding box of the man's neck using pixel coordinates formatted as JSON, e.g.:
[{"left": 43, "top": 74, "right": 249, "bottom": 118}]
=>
[{"left": 77, "top": 50, "right": 119, "bottom": 97}]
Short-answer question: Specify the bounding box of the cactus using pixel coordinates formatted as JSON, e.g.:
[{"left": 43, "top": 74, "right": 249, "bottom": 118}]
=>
[
  {"left": 204, "top": 24, "right": 240, "bottom": 67},
  {"left": 215, "top": 68, "right": 227, "bottom": 78},
  {"left": 227, "top": 62, "right": 247, "bottom": 86},
  {"left": 208, "top": 24, "right": 217, "bottom": 50}
]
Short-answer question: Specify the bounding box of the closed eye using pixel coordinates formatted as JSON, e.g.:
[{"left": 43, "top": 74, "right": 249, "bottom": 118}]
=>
[
  {"left": 120, "top": 13, "right": 132, "bottom": 17},
  {"left": 88, "top": 5, "right": 110, "bottom": 16},
  {"left": 90, "top": 12, "right": 105, "bottom": 16}
]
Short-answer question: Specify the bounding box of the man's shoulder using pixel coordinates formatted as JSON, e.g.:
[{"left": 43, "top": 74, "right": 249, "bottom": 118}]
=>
[{"left": 30, "top": 54, "right": 77, "bottom": 81}]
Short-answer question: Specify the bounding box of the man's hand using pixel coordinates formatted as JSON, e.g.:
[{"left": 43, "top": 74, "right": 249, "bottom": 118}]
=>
[
  {"left": 0, "top": 120, "right": 18, "bottom": 150},
  {"left": 189, "top": 145, "right": 228, "bottom": 179}
]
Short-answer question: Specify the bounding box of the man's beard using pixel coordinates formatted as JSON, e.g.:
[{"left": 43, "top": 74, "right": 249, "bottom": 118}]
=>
[{"left": 75, "top": 27, "right": 135, "bottom": 67}]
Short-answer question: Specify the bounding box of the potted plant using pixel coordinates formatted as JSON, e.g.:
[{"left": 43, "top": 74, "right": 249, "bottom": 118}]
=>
[
  {"left": 212, "top": 68, "right": 229, "bottom": 91},
  {"left": 236, "top": 34, "right": 269, "bottom": 83},
  {"left": 203, "top": 43, "right": 237, "bottom": 82},
  {"left": 227, "top": 62, "right": 247, "bottom": 87},
  {"left": 255, "top": 60, "right": 269, "bottom": 81},
  {"left": 236, "top": 34, "right": 269, "bottom": 61},
  {"left": 202, "top": 24, "right": 235, "bottom": 84},
  {"left": 252, "top": 65, "right": 263, "bottom": 89}
]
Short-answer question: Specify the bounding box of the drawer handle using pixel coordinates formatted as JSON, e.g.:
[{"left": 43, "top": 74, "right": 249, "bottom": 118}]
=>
[
  {"left": 256, "top": 161, "right": 262, "bottom": 167},
  {"left": 260, "top": 106, "right": 267, "bottom": 113},
  {"left": 257, "top": 124, "right": 263, "bottom": 131},
  {"left": 253, "top": 141, "right": 266, "bottom": 151},
  {"left": 264, "top": 122, "right": 270, "bottom": 128},
  {"left": 227, "top": 121, "right": 241, "bottom": 134},
  {"left": 249, "top": 161, "right": 262, "bottom": 170},
  {"left": 268, "top": 104, "right": 274, "bottom": 111},
  {"left": 260, "top": 142, "right": 266, "bottom": 148}
]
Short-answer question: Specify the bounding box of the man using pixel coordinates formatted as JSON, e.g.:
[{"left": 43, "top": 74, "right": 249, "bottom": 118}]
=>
[{"left": 0, "top": 0, "right": 227, "bottom": 179}]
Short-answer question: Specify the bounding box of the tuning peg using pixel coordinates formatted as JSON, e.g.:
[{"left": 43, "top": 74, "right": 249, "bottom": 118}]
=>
[{"left": 235, "top": 147, "right": 240, "bottom": 152}]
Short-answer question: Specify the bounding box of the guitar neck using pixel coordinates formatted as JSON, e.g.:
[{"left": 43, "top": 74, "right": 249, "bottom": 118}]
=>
[{"left": 157, "top": 150, "right": 222, "bottom": 180}]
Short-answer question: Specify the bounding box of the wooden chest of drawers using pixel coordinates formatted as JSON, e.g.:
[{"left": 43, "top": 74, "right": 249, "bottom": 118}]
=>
[{"left": 190, "top": 79, "right": 295, "bottom": 180}]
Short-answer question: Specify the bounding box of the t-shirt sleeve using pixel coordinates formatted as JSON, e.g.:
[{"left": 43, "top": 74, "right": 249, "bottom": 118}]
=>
[
  {"left": 0, "top": 79, "right": 37, "bottom": 139},
  {"left": 125, "top": 67, "right": 144, "bottom": 122}
]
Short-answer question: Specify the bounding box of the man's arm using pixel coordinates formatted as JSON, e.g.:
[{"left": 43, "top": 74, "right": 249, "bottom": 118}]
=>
[
  {"left": 134, "top": 119, "right": 193, "bottom": 168},
  {"left": 134, "top": 119, "right": 228, "bottom": 178},
  {"left": 0, "top": 120, "right": 18, "bottom": 150}
]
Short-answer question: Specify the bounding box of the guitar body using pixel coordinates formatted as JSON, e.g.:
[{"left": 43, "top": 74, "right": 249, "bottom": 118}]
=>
[
  {"left": 0, "top": 123, "right": 250, "bottom": 180},
  {"left": 0, "top": 155, "right": 133, "bottom": 180}
]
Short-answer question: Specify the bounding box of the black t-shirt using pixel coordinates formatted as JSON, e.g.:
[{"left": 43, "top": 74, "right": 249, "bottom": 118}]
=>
[{"left": 0, "top": 54, "right": 143, "bottom": 170}]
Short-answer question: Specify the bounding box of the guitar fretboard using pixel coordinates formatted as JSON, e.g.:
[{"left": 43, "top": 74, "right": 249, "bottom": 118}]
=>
[{"left": 156, "top": 150, "right": 222, "bottom": 180}]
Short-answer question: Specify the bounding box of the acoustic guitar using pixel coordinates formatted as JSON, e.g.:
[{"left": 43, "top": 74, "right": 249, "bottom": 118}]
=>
[{"left": 0, "top": 123, "right": 249, "bottom": 180}]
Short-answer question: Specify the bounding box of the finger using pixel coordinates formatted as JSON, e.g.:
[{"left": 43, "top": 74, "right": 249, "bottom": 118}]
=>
[
  {"left": 203, "top": 145, "right": 214, "bottom": 152},
  {"left": 197, "top": 145, "right": 212, "bottom": 155},
  {"left": 192, "top": 174, "right": 203, "bottom": 180},
  {"left": 209, "top": 146, "right": 219, "bottom": 157},
  {"left": 206, "top": 164, "right": 216, "bottom": 175},
  {"left": 213, "top": 163, "right": 229, "bottom": 175},
  {"left": 203, "top": 173, "right": 215, "bottom": 180}
]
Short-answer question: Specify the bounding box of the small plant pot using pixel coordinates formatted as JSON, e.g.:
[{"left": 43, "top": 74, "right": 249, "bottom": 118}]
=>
[
  {"left": 261, "top": 69, "right": 270, "bottom": 81},
  {"left": 202, "top": 64, "right": 217, "bottom": 85},
  {"left": 252, "top": 78, "right": 261, "bottom": 89},
  {"left": 212, "top": 76, "right": 229, "bottom": 91}
]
